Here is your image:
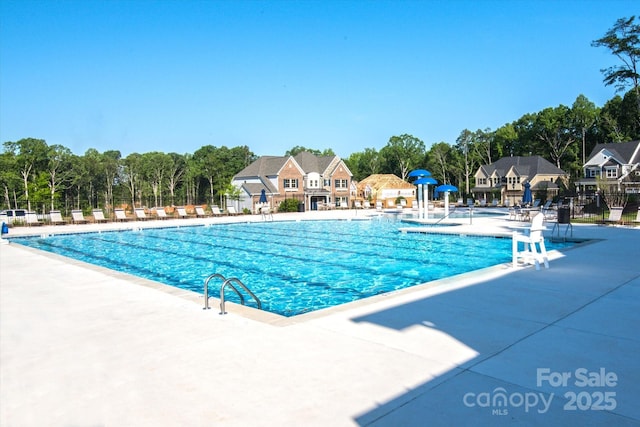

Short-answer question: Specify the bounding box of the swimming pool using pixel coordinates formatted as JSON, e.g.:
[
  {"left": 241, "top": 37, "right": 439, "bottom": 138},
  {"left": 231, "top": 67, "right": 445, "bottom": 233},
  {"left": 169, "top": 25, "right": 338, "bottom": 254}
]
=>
[{"left": 11, "top": 219, "right": 572, "bottom": 316}]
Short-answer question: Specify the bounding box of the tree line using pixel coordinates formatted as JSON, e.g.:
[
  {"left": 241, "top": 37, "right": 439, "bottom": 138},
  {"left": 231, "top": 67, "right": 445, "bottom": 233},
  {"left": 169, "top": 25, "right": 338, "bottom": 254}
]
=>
[{"left": 1, "top": 16, "right": 639, "bottom": 213}]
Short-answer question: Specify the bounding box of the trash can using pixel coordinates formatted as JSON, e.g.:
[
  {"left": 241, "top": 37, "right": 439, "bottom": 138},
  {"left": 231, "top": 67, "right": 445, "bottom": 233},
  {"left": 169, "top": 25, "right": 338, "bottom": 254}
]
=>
[
  {"left": 557, "top": 207, "right": 570, "bottom": 224},
  {"left": 298, "top": 202, "right": 305, "bottom": 212},
  {"left": 1, "top": 222, "right": 8, "bottom": 235}
]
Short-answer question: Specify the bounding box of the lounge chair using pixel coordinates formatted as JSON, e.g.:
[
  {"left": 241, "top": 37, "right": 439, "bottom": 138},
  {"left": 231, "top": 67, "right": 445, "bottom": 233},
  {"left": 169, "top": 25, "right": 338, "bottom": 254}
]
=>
[
  {"left": 210, "top": 206, "right": 225, "bottom": 216},
  {"left": 512, "top": 212, "right": 549, "bottom": 270},
  {"left": 155, "top": 207, "right": 170, "bottom": 220},
  {"left": 354, "top": 201, "right": 363, "bottom": 209},
  {"left": 633, "top": 207, "right": 640, "bottom": 225},
  {"left": 227, "top": 206, "right": 240, "bottom": 215},
  {"left": 26, "top": 212, "right": 43, "bottom": 226},
  {"left": 375, "top": 201, "right": 383, "bottom": 211},
  {"left": 195, "top": 206, "right": 210, "bottom": 217},
  {"left": 602, "top": 207, "right": 624, "bottom": 225},
  {"left": 92, "top": 209, "right": 108, "bottom": 223},
  {"left": 134, "top": 208, "right": 149, "bottom": 221},
  {"left": 49, "top": 210, "right": 67, "bottom": 225},
  {"left": 71, "top": 210, "right": 89, "bottom": 224},
  {"left": 363, "top": 201, "right": 371, "bottom": 209},
  {"left": 114, "top": 208, "right": 133, "bottom": 222},
  {"left": 175, "top": 206, "right": 190, "bottom": 219}
]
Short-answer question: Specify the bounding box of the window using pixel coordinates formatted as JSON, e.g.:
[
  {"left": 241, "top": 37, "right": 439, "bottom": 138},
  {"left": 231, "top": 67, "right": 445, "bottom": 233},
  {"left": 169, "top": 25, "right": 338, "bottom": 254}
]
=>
[
  {"left": 283, "top": 178, "right": 299, "bottom": 190},
  {"left": 605, "top": 167, "right": 618, "bottom": 178},
  {"left": 477, "top": 178, "right": 487, "bottom": 186},
  {"left": 588, "top": 169, "right": 598, "bottom": 178},
  {"left": 335, "top": 179, "right": 348, "bottom": 190}
]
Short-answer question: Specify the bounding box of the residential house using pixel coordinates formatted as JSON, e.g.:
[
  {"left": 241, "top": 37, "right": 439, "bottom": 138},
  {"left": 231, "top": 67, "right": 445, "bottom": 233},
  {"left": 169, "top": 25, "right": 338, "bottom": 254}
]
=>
[
  {"left": 230, "top": 152, "right": 353, "bottom": 212},
  {"left": 576, "top": 140, "right": 640, "bottom": 196},
  {"left": 473, "top": 156, "right": 567, "bottom": 206}
]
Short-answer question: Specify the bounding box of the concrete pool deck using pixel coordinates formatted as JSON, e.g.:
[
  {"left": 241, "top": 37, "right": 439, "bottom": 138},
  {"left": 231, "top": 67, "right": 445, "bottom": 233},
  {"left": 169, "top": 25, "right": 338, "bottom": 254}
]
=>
[{"left": 1, "top": 209, "right": 639, "bottom": 426}]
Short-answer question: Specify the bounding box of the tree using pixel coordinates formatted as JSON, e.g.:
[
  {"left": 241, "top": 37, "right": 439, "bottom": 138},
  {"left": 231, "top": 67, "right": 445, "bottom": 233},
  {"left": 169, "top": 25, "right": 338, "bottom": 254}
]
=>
[
  {"left": 345, "top": 148, "right": 380, "bottom": 181},
  {"left": 4, "top": 138, "right": 48, "bottom": 211},
  {"left": 122, "top": 153, "right": 142, "bottom": 208},
  {"left": 426, "top": 142, "right": 454, "bottom": 184},
  {"left": 45, "top": 144, "right": 72, "bottom": 210},
  {"left": 570, "top": 95, "right": 599, "bottom": 164},
  {"left": 166, "top": 152, "right": 186, "bottom": 206},
  {"left": 0, "top": 150, "right": 19, "bottom": 209},
  {"left": 379, "top": 134, "right": 426, "bottom": 180},
  {"left": 100, "top": 150, "right": 121, "bottom": 211},
  {"left": 592, "top": 16, "right": 640, "bottom": 107},
  {"left": 534, "top": 105, "right": 576, "bottom": 169}
]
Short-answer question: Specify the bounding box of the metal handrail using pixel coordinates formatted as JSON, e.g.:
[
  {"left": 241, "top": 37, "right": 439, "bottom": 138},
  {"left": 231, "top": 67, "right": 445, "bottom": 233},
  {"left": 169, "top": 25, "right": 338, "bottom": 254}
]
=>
[
  {"left": 220, "top": 278, "right": 262, "bottom": 315},
  {"left": 203, "top": 273, "right": 244, "bottom": 310}
]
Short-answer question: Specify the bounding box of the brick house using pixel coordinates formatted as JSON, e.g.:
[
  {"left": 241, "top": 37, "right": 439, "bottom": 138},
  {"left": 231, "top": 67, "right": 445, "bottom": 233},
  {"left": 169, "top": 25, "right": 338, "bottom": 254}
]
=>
[{"left": 230, "top": 152, "right": 353, "bottom": 212}]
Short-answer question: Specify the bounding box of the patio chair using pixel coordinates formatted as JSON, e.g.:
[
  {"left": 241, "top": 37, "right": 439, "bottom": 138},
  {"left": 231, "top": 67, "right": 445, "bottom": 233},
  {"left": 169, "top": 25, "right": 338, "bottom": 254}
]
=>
[
  {"left": 26, "top": 212, "right": 43, "bottom": 226},
  {"left": 155, "top": 207, "right": 170, "bottom": 220},
  {"left": 602, "top": 207, "right": 624, "bottom": 225},
  {"left": 634, "top": 207, "right": 640, "bottom": 224},
  {"left": 71, "top": 210, "right": 89, "bottom": 224},
  {"left": 49, "top": 210, "right": 67, "bottom": 225},
  {"left": 175, "top": 206, "right": 190, "bottom": 219},
  {"left": 354, "top": 201, "right": 363, "bottom": 209},
  {"left": 92, "top": 209, "right": 108, "bottom": 223},
  {"left": 227, "top": 206, "right": 240, "bottom": 215},
  {"left": 261, "top": 206, "right": 273, "bottom": 221},
  {"left": 512, "top": 212, "right": 549, "bottom": 270},
  {"left": 210, "top": 206, "right": 225, "bottom": 216},
  {"left": 114, "top": 208, "right": 133, "bottom": 222},
  {"left": 195, "top": 206, "right": 210, "bottom": 217},
  {"left": 134, "top": 208, "right": 149, "bottom": 221},
  {"left": 363, "top": 201, "right": 371, "bottom": 209}
]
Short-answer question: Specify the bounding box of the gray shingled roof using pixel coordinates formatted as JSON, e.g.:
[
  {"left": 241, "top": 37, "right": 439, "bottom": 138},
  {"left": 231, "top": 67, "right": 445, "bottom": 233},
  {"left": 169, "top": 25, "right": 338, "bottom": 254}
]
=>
[
  {"left": 587, "top": 140, "right": 640, "bottom": 164},
  {"left": 234, "top": 156, "right": 289, "bottom": 178},
  {"left": 293, "top": 151, "right": 334, "bottom": 174},
  {"left": 483, "top": 156, "right": 565, "bottom": 177}
]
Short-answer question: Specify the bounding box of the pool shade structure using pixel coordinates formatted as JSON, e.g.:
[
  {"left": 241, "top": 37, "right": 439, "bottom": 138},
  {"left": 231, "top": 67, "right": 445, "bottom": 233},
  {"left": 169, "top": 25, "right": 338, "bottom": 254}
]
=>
[
  {"left": 408, "top": 170, "right": 431, "bottom": 218},
  {"left": 436, "top": 184, "right": 458, "bottom": 217},
  {"left": 414, "top": 177, "right": 438, "bottom": 219},
  {"left": 522, "top": 182, "right": 532, "bottom": 206}
]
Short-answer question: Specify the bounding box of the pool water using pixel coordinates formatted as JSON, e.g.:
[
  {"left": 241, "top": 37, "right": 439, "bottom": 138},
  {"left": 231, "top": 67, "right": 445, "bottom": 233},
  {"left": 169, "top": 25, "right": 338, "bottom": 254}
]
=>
[{"left": 11, "top": 219, "right": 572, "bottom": 316}]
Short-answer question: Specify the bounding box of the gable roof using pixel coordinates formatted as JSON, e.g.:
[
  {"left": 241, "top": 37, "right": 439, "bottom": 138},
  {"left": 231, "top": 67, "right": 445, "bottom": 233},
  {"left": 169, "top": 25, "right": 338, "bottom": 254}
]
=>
[
  {"left": 482, "top": 156, "right": 565, "bottom": 178},
  {"left": 234, "top": 156, "right": 290, "bottom": 178},
  {"left": 586, "top": 140, "right": 640, "bottom": 166}
]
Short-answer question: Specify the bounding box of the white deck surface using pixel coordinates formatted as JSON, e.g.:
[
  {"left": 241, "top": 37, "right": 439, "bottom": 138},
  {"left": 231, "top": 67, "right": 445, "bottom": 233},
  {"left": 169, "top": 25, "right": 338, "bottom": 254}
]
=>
[{"left": 1, "top": 209, "right": 639, "bottom": 426}]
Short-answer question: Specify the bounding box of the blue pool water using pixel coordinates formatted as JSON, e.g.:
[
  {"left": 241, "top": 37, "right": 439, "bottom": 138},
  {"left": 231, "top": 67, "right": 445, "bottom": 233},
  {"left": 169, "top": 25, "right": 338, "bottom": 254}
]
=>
[{"left": 11, "top": 219, "right": 572, "bottom": 316}]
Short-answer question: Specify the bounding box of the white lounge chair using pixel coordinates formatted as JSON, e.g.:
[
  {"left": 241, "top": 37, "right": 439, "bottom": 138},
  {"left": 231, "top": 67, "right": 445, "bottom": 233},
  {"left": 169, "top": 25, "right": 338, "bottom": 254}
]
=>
[
  {"left": 134, "top": 208, "right": 149, "bottom": 221},
  {"left": 175, "top": 206, "right": 190, "bottom": 219},
  {"left": 71, "top": 210, "right": 88, "bottom": 224},
  {"left": 227, "top": 206, "right": 240, "bottom": 215},
  {"left": 512, "top": 212, "right": 549, "bottom": 270},
  {"left": 602, "top": 207, "right": 624, "bottom": 225},
  {"left": 49, "top": 210, "right": 67, "bottom": 225},
  {"left": 92, "top": 209, "right": 108, "bottom": 223},
  {"left": 155, "top": 207, "right": 169, "bottom": 220},
  {"left": 210, "top": 206, "right": 225, "bottom": 216},
  {"left": 195, "top": 206, "right": 209, "bottom": 217},
  {"left": 26, "top": 212, "right": 43, "bottom": 226},
  {"left": 114, "top": 208, "right": 132, "bottom": 222},
  {"left": 633, "top": 207, "right": 640, "bottom": 224}
]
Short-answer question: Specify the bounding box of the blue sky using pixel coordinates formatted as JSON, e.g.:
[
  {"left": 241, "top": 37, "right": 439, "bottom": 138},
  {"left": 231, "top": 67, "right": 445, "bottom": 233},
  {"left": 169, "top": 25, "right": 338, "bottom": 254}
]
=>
[{"left": 0, "top": 0, "right": 636, "bottom": 159}]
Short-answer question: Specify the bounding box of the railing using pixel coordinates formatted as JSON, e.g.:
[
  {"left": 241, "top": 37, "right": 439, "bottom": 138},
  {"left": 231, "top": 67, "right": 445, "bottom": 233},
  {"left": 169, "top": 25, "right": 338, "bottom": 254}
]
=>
[{"left": 203, "top": 273, "right": 262, "bottom": 314}]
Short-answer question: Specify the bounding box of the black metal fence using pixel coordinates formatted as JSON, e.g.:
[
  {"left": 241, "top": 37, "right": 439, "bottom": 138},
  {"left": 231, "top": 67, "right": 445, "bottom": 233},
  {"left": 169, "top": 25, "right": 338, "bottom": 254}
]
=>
[{"left": 559, "top": 193, "right": 639, "bottom": 225}]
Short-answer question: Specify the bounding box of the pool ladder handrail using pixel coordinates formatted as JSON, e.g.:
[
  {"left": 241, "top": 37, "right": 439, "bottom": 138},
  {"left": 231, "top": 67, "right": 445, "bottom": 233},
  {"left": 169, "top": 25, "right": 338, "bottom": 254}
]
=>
[
  {"left": 203, "top": 273, "right": 261, "bottom": 314},
  {"left": 219, "top": 277, "right": 261, "bottom": 315}
]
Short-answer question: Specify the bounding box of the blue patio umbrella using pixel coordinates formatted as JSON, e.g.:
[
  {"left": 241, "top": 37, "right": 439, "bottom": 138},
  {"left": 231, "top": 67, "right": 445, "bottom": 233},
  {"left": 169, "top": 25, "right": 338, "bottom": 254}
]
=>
[
  {"left": 407, "top": 169, "right": 431, "bottom": 218},
  {"left": 408, "top": 169, "right": 431, "bottom": 179},
  {"left": 259, "top": 189, "right": 268, "bottom": 204},
  {"left": 522, "top": 182, "right": 532, "bottom": 206},
  {"left": 414, "top": 177, "right": 438, "bottom": 219},
  {"left": 436, "top": 184, "right": 458, "bottom": 217}
]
